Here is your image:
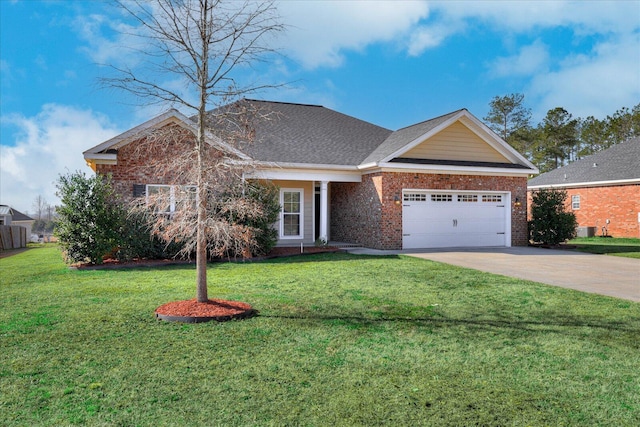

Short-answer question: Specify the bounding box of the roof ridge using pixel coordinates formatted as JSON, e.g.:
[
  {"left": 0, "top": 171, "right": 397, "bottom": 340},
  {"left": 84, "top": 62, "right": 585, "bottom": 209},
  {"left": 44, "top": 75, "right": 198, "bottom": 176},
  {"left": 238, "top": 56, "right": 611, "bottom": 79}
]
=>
[
  {"left": 394, "top": 108, "right": 467, "bottom": 132},
  {"left": 243, "top": 98, "right": 324, "bottom": 108}
]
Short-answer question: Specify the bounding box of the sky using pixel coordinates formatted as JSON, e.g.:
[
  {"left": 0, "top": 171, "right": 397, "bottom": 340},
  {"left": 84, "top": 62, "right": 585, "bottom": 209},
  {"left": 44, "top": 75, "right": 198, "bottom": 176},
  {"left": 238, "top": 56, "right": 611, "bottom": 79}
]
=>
[{"left": 1, "top": 0, "right": 639, "bottom": 215}]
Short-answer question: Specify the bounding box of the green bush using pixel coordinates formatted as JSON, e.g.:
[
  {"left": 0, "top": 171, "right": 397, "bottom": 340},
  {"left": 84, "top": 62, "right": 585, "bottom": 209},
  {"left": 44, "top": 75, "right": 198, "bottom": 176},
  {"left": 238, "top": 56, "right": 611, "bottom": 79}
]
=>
[
  {"left": 115, "top": 209, "right": 183, "bottom": 261},
  {"left": 528, "top": 188, "right": 578, "bottom": 245},
  {"left": 55, "top": 172, "right": 124, "bottom": 264},
  {"left": 242, "top": 181, "right": 280, "bottom": 256}
]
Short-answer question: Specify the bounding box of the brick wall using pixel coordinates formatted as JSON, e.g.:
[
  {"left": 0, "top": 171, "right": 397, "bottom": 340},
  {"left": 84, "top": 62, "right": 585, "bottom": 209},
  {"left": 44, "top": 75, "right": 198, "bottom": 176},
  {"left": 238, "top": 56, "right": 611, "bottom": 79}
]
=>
[
  {"left": 331, "top": 174, "right": 383, "bottom": 248},
  {"left": 96, "top": 126, "right": 198, "bottom": 203},
  {"left": 331, "top": 172, "right": 529, "bottom": 249},
  {"left": 528, "top": 184, "right": 640, "bottom": 238}
]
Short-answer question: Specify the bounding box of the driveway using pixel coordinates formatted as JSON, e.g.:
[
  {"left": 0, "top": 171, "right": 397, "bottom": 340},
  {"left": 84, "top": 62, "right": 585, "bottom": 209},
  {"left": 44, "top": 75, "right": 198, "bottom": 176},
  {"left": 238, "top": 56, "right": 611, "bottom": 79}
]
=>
[{"left": 347, "top": 246, "right": 640, "bottom": 302}]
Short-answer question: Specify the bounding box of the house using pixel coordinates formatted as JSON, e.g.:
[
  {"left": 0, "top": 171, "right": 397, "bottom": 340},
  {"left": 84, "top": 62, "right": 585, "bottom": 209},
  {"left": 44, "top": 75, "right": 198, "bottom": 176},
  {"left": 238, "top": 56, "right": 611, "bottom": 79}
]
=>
[
  {"left": 0, "top": 205, "right": 34, "bottom": 235},
  {"left": 528, "top": 137, "right": 640, "bottom": 238},
  {"left": 84, "top": 100, "right": 538, "bottom": 250},
  {"left": 0, "top": 205, "right": 34, "bottom": 249}
]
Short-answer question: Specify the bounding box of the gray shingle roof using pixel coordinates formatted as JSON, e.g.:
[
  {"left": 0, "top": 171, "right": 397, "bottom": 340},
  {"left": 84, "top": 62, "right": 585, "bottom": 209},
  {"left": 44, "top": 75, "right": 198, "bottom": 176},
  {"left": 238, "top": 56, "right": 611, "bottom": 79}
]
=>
[
  {"left": 209, "top": 100, "right": 393, "bottom": 165},
  {"left": 528, "top": 137, "right": 640, "bottom": 187},
  {"left": 0, "top": 205, "right": 33, "bottom": 221},
  {"left": 360, "top": 109, "right": 465, "bottom": 165}
]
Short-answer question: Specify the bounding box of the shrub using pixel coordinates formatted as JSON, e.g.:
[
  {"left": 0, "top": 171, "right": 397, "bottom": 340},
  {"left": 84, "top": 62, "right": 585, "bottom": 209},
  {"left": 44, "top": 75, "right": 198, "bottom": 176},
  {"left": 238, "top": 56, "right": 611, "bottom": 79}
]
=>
[
  {"left": 242, "top": 181, "right": 280, "bottom": 256},
  {"left": 115, "top": 209, "right": 183, "bottom": 261},
  {"left": 528, "top": 188, "right": 578, "bottom": 246},
  {"left": 55, "top": 172, "right": 124, "bottom": 264}
]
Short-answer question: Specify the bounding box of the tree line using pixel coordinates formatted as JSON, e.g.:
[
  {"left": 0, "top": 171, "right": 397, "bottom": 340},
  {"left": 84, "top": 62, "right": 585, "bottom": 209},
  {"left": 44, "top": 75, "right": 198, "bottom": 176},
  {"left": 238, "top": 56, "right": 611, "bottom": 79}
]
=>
[{"left": 484, "top": 94, "right": 640, "bottom": 173}]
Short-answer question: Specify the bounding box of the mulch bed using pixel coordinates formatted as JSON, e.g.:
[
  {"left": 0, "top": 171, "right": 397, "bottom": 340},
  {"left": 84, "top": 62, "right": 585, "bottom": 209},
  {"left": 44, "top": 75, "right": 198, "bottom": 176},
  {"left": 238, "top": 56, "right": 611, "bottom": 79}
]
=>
[
  {"left": 155, "top": 298, "right": 256, "bottom": 323},
  {"left": 72, "top": 246, "right": 342, "bottom": 270}
]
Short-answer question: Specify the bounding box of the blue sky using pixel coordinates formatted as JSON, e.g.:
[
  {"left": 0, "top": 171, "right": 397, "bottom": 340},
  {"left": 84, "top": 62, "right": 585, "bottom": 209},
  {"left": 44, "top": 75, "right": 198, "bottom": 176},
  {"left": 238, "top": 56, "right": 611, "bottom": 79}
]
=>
[{"left": 1, "top": 0, "right": 639, "bottom": 214}]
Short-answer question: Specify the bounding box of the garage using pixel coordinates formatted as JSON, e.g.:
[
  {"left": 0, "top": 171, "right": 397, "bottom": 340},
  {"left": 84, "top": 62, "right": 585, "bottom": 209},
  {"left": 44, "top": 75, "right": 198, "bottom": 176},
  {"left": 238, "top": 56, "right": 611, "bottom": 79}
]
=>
[{"left": 402, "top": 190, "right": 509, "bottom": 249}]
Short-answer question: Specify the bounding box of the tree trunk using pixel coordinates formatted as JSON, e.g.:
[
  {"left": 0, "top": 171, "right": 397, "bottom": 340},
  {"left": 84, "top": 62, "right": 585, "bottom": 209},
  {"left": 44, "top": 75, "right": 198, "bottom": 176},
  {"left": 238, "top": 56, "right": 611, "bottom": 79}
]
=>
[{"left": 195, "top": 0, "right": 210, "bottom": 303}]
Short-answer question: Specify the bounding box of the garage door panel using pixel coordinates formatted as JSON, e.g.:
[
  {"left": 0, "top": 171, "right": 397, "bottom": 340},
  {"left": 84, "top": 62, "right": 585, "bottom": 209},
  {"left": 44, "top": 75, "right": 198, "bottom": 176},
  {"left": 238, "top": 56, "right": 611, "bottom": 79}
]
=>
[{"left": 402, "top": 191, "right": 508, "bottom": 249}]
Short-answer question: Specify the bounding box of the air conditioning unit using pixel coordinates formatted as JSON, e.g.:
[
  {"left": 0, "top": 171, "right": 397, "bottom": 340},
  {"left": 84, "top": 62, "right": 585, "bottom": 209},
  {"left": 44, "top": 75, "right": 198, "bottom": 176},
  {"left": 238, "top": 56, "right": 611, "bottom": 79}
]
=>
[{"left": 576, "top": 226, "right": 596, "bottom": 238}]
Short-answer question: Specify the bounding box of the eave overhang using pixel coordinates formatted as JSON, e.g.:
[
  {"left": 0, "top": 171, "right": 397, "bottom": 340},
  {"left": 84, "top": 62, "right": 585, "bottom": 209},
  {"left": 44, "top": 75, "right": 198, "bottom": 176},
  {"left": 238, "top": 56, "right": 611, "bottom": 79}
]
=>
[
  {"left": 248, "top": 162, "right": 362, "bottom": 182},
  {"left": 528, "top": 178, "right": 640, "bottom": 190},
  {"left": 360, "top": 161, "right": 537, "bottom": 177}
]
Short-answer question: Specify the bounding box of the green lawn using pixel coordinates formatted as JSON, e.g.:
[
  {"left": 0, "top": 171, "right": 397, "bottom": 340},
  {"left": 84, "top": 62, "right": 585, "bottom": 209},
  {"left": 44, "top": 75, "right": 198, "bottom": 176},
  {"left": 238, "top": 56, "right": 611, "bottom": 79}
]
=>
[
  {"left": 1, "top": 246, "right": 639, "bottom": 426},
  {"left": 569, "top": 237, "right": 640, "bottom": 259}
]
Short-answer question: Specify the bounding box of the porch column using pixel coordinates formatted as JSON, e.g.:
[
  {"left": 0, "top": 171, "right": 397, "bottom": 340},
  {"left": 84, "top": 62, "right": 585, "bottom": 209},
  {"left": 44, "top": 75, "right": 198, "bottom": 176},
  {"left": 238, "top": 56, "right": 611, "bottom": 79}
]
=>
[{"left": 319, "top": 181, "right": 329, "bottom": 242}]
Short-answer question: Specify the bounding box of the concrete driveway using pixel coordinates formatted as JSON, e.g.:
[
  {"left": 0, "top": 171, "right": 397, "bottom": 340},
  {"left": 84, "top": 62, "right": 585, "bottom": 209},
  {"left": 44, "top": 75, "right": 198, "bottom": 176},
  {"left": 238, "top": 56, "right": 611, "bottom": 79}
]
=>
[{"left": 348, "top": 246, "right": 640, "bottom": 302}]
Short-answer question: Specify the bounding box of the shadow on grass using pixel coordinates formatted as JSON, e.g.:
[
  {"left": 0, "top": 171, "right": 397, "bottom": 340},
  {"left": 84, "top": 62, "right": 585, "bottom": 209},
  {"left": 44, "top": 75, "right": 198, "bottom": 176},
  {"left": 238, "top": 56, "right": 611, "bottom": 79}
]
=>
[
  {"left": 260, "top": 311, "right": 640, "bottom": 339},
  {"left": 574, "top": 245, "right": 640, "bottom": 255}
]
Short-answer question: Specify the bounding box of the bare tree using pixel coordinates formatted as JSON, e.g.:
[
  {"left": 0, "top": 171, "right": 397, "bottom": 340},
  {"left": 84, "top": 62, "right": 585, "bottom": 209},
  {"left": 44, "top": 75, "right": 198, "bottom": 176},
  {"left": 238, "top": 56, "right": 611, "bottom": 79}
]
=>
[
  {"left": 103, "top": 0, "right": 283, "bottom": 302},
  {"left": 32, "top": 195, "right": 48, "bottom": 221}
]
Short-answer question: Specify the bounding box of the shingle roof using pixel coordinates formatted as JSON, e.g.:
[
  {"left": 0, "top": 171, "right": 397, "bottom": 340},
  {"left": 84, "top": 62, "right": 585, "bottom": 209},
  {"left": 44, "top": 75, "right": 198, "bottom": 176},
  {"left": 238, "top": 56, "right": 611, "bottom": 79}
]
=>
[
  {"left": 0, "top": 205, "right": 33, "bottom": 221},
  {"left": 360, "top": 109, "right": 465, "bottom": 165},
  {"left": 528, "top": 137, "right": 640, "bottom": 187},
  {"left": 208, "top": 99, "right": 393, "bottom": 165}
]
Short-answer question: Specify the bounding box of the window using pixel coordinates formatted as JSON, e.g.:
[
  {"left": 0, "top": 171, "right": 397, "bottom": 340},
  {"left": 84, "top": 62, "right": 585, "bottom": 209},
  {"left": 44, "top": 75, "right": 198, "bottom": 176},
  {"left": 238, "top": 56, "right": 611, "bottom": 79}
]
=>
[
  {"left": 404, "top": 193, "right": 427, "bottom": 202},
  {"left": 482, "top": 194, "right": 502, "bottom": 203},
  {"left": 572, "top": 195, "right": 580, "bottom": 210},
  {"left": 147, "top": 184, "right": 172, "bottom": 214},
  {"left": 431, "top": 194, "right": 452, "bottom": 202},
  {"left": 458, "top": 194, "right": 478, "bottom": 203},
  {"left": 280, "top": 189, "right": 303, "bottom": 238},
  {"left": 146, "top": 184, "right": 197, "bottom": 215}
]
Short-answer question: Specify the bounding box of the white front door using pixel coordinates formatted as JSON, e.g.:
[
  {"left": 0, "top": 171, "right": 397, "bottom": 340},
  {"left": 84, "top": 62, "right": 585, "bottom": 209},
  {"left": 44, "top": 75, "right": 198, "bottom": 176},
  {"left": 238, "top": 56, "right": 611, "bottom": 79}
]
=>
[{"left": 402, "top": 191, "right": 508, "bottom": 249}]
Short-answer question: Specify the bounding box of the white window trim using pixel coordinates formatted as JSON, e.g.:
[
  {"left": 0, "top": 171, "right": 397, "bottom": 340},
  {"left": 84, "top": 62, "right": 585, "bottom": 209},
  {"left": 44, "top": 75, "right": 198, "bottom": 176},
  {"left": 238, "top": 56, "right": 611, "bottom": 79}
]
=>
[
  {"left": 146, "top": 184, "right": 197, "bottom": 214},
  {"left": 280, "top": 188, "right": 304, "bottom": 239},
  {"left": 572, "top": 195, "right": 581, "bottom": 210}
]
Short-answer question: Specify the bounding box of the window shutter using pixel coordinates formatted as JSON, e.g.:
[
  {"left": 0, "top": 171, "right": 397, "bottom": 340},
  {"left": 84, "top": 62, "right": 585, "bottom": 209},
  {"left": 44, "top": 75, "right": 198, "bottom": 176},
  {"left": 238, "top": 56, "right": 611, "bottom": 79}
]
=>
[{"left": 133, "top": 184, "right": 146, "bottom": 198}]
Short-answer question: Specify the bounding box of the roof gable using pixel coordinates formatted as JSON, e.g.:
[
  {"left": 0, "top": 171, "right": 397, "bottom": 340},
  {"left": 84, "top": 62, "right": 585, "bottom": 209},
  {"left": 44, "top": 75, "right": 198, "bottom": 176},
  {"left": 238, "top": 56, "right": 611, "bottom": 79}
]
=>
[
  {"left": 83, "top": 109, "right": 250, "bottom": 170},
  {"left": 528, "top": 136, "right": 640, "bottom": 188},
  {"left": 361, "top": 109, "right": 537, "bottom": 173},
  {"left": 401, "top": 121, "right": 509, "bottom": 163}
]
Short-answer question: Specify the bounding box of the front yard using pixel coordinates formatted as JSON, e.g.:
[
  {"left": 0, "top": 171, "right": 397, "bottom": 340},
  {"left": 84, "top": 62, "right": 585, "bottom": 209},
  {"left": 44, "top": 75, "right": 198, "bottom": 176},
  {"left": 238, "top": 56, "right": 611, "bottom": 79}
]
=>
[
  {"left": 568, "top": 237, "right": 640, "bottom": 259},
  {"left": 1, "top": 246, "right": 639, "bottom": 426}
]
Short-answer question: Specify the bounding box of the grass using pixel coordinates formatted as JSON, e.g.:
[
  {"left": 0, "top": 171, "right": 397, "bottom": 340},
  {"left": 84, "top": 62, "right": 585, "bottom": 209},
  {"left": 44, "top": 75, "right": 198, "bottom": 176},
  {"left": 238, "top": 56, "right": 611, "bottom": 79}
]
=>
[
  {"left": 568, "top": 237, "right": 640, "bottom": 259},
  {"left": 1, "top": 245, "right": 639, "bottom": 426}
]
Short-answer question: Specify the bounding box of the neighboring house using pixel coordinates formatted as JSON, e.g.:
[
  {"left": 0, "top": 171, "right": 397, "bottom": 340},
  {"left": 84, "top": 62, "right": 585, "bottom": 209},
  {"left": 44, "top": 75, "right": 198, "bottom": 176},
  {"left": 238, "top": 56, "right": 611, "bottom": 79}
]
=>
[
  {"left": 0, "top": 205, "right": 34, "bottom": 249},
  {"left": 528, "top": 137, "right": 640, "bottom": 238},
  {"left": 0, "top": 205, "right": 34, "bottom": 236},
  {"left": 84, "top": 100, "right": 538, "bottom": 250}
]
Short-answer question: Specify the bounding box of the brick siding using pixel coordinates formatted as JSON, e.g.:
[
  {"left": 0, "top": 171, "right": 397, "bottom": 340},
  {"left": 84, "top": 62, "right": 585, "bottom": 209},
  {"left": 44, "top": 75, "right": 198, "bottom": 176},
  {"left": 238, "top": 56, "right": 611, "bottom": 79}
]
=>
[
  {"left": 332, "top": 172, "right": 529, "bottom": 249},
  {"left": 528, "top": 184, "right": 640, "bottom": 239},
  {"left": 99, "top": 131, "right": 531, "bottom": 249},
  {"left": 96, "top": 126, "right": 198, "bottom": 203}
]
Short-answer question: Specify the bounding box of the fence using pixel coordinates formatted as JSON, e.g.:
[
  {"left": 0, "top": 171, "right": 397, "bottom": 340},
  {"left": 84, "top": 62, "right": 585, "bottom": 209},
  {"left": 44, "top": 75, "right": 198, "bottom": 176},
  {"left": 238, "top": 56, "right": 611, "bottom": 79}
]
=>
[{"left": 0, "top": 225, "right": 28, "bottom": 250}]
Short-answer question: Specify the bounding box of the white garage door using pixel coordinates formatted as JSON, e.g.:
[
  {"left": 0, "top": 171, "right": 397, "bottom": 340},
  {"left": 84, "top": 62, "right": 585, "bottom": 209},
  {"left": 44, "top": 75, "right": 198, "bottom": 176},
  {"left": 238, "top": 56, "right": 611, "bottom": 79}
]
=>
[{"left": 402, "top": 191, "right": 508, "bottom": 249}]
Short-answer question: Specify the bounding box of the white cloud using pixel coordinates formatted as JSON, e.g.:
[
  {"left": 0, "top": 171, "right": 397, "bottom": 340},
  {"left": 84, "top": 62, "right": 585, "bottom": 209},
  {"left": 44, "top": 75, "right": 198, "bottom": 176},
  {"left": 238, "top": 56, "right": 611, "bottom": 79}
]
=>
[
  {"left": 528, "top": 33, "right": 640, "bottom": 120},
  {"left": 408, "top": 21, "right": 460, "bottom": 56},
  {"left": 276, "top": 1, "right": 640, "bottom": 68},
  {"left": 0, "top": 105, "right": 120, "bottom": 213},
  {"left": 488, "top": 40, "right": 549, "bottom": 78},
  {"left": 431, "top": 1, "right": 640, "bottom": 35},
  {"left": 74, "top": 13, "right": 143, "bottom": 66},
  {"left": 277, "top": 0, "right": 430, "bottom": 68}
]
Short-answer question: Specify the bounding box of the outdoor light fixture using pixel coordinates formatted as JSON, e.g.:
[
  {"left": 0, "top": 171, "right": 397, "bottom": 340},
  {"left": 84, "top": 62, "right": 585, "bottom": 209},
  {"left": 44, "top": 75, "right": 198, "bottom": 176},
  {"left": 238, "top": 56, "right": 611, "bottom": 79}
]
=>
[
  {"left": 394, "top": 195, "right": 402, "bottom": 205},
  {"left": 515, "top": 197, "right": 522, "bottom": 207}
]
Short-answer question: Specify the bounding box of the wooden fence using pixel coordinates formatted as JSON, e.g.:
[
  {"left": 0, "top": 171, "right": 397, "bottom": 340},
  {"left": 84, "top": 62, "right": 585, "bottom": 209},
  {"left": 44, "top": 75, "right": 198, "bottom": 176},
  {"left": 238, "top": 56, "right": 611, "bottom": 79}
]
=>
[{"left": 0, "top": 225, "right": 27, "bottom": 250}]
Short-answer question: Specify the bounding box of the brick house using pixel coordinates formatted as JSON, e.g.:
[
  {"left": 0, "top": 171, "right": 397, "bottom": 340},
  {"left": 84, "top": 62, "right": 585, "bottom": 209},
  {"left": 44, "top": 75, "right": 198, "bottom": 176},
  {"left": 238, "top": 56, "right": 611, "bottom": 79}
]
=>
[
  {"left": 84, "top": 100, "right": 538, "bottom": 250},
  {"left": 528, "top": 137, "right": 640, "bottom": 239}
]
